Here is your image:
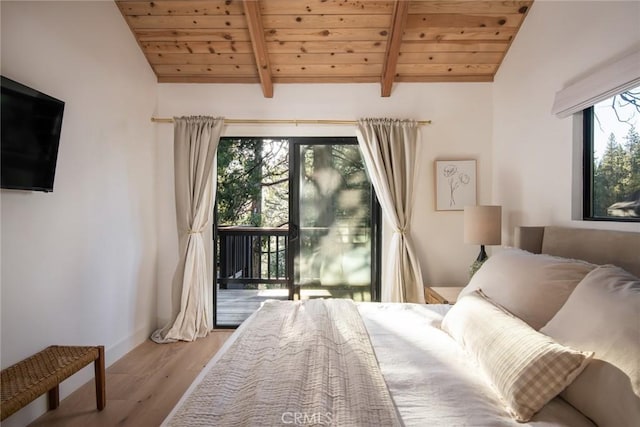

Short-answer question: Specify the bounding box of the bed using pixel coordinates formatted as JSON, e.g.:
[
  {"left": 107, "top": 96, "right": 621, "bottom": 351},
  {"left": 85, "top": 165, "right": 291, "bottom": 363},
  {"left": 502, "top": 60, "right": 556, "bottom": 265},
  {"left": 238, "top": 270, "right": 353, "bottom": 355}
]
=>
[{"left": 163, "top": 226, "right": 640, "bottom": 426}]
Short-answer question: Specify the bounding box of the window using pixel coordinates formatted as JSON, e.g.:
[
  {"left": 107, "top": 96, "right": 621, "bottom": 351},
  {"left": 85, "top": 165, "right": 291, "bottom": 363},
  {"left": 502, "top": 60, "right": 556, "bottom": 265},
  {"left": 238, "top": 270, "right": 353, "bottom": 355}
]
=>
[{"left": 583, "top": 85, "right": 640, "bottom": 221}]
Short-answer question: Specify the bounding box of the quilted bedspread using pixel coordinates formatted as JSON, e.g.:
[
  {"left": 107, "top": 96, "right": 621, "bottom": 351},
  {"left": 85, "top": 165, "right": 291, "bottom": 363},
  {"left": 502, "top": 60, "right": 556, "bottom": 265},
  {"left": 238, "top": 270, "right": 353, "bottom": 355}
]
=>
[{"left": 166, "top": 298, "right": 402, "bottom": 427}]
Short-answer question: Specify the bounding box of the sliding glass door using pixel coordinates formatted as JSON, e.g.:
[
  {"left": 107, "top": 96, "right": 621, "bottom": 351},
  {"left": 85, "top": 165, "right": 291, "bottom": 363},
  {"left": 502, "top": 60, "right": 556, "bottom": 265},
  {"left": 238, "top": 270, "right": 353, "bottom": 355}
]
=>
[{"left": 214, "top": 137, "right": 380, "bottom": 327}]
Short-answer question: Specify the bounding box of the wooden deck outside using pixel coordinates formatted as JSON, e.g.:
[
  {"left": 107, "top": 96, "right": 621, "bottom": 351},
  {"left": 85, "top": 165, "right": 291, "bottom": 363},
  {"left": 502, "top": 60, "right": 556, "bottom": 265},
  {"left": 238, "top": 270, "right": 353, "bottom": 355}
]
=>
[
  {"left": 215, "top": 287, "right": 370, "bottom": 326},
  {"left": 215, "top": 289, "right": 289, "bottom": 326}
]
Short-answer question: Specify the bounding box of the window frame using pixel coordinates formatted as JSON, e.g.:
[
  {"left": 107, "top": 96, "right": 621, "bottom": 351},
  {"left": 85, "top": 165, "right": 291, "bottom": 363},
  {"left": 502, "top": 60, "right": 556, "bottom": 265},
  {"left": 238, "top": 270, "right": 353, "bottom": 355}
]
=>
[{"left": 582, "top": 106, "right": 596, "bottom": 220}]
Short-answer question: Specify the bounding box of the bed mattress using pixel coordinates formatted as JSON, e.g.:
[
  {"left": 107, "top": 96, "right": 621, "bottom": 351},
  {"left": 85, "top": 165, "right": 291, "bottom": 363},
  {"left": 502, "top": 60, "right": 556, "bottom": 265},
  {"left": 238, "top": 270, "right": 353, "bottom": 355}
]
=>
[{"left": 162, "top": 302, "right": 595, "bottom": 426}]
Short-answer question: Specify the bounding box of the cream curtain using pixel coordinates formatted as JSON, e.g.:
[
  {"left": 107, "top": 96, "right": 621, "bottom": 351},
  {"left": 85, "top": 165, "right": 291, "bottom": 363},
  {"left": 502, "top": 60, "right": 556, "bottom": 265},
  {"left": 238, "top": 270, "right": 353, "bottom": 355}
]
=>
[
  {"left": 356, "top": 118, "right": 425, "bottom": 303},
  {"left": 152, "top": 116, "right": 224, "bottom": 343}
]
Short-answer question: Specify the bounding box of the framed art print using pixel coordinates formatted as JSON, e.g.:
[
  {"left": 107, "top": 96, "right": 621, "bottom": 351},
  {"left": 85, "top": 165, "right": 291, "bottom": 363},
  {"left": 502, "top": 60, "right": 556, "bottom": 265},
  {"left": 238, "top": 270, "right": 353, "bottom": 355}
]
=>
[{"left": 435, "top": 159, "right": 477, "bottom": 211}]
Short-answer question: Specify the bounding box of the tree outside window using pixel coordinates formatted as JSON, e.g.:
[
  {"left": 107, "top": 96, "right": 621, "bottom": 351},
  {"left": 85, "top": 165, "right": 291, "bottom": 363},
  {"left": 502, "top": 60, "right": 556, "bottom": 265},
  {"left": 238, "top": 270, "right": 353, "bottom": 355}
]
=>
[
  {"left": 216, "top": 137, "right": 289, "bottom": 227},
  {"left": 585, "top": 85, "right": 640, "bottom": 220}
]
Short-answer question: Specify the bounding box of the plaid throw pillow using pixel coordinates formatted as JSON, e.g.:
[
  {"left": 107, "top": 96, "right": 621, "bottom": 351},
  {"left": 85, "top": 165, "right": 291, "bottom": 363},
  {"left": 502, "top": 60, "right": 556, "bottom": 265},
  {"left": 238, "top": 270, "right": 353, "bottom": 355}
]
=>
[{"left": 441, "top": 290, "right": 593, "bottom": 422}]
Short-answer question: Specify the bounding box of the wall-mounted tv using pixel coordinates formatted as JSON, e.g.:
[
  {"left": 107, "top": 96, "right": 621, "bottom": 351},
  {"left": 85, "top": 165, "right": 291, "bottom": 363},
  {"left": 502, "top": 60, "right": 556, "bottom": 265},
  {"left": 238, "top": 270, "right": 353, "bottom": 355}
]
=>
[{"left": 1, "top": 76, "right": 65, "bottom": 192}]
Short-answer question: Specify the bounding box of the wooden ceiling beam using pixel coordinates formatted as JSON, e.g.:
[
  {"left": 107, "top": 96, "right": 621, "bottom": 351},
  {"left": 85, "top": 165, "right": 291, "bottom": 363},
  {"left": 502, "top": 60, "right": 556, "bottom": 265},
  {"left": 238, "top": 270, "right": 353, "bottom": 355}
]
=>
[
  {"left": 380, "top": 0, "right": 409, "bottom": 97},
  {"left": 243, "top": 0, "right": 274, "bottom": 98}
]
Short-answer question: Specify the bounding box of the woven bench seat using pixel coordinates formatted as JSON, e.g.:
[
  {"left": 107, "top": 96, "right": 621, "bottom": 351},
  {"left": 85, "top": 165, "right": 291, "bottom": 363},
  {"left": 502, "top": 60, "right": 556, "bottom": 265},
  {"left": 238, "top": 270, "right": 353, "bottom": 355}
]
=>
[{"left": 1, "top": 345, "right": 105, "bottom": 421}]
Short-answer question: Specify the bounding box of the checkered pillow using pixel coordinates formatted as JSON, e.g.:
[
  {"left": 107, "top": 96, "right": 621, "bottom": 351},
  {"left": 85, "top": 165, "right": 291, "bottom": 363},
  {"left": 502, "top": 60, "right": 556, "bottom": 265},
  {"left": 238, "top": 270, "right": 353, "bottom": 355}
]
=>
[{"left": 441, "top": 290, "right": 593, "bottom": 422}]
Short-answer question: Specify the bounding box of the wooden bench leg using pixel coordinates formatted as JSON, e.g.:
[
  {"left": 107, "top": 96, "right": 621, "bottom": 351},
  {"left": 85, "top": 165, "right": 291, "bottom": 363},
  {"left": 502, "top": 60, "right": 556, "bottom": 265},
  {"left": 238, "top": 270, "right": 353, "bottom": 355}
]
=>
[
  {"left": 47, "top": 385, "right": 59, "bottom": 410},
  {"left": 94, "top": 345, "right": 106, "bottom": 411}
]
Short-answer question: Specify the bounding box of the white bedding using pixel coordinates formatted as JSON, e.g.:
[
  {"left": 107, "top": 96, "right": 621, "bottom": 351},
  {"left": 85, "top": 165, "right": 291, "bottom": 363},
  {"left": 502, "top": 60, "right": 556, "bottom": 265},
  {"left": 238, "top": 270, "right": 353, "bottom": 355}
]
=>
[
  {"left": 358, "top": 303, "right": 595, "bottom": 427},
  {"left": 163, "top": 302, "right": 596, "bottom": 427}
]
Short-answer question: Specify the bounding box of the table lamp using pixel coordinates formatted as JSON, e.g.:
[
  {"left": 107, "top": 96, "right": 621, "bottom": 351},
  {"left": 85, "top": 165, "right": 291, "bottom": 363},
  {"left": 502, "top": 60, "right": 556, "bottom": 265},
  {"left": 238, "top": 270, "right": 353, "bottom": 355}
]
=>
[{"left": 464, "top": 205, "right": 502, "bottom": 277}]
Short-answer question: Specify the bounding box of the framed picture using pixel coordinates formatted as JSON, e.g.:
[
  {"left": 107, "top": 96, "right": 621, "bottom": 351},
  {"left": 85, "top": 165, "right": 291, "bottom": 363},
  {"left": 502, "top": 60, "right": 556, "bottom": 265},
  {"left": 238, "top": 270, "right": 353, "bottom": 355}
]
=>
[{"left": 435, "top": 159, "right": 477, "bottom": 211}]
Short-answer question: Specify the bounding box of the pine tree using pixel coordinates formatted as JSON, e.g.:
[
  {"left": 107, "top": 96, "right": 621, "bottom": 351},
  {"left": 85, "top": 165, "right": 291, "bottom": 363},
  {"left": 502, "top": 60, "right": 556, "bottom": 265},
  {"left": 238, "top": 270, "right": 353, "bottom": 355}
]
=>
[
  {"left": 594, "top": 133, "right": 627, "bottom": 216},
  {"left": 623, "top": 125, "right": 640, "bottom": 199},
  {"left": 216, "top": 138, "right": 289, "bottom": 227}
]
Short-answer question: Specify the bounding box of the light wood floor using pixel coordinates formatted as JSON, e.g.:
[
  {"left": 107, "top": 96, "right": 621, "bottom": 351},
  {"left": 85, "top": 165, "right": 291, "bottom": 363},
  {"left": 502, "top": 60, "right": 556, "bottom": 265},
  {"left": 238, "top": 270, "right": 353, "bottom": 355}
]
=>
[{"left": 29, "top": 330, "right": 233, "bottom": 427}]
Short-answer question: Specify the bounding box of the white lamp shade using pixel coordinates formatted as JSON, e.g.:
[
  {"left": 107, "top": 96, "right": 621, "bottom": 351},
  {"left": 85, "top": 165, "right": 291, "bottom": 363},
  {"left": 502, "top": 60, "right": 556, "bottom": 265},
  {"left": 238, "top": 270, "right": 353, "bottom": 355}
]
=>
[{"left": 464, "top": 205, "right": 502, "bottom": 245}]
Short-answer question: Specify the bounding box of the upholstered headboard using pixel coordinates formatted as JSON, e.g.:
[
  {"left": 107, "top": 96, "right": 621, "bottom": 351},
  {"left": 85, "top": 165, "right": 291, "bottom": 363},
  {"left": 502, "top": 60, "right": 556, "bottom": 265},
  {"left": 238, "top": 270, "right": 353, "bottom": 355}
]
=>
[{"left": 514, "top": 226, "right": 640, "bottom": 277}]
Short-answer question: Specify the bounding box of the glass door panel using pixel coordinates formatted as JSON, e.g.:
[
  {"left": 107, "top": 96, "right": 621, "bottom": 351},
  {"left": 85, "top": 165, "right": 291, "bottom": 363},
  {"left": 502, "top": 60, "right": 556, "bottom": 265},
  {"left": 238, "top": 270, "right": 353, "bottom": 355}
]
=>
[
  {"left": 291, "top": 138, "right": 379, "bottom": 301},
  {"left": 214, "top": 137, "right": 290, "bottom": 327}
]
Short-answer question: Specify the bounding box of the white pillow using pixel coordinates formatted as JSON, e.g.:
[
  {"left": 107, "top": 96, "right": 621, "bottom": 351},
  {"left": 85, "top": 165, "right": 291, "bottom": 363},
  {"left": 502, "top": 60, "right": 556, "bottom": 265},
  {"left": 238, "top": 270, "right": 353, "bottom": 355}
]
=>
[
  {"left": 540, "top": 265, "right": 640, "bottom": 427},
  {"left": 459, "top": 248, "right": 595, "bottom": 329},
  {"left": 441, "top": 291, "right": 593, "bottom": 422}
]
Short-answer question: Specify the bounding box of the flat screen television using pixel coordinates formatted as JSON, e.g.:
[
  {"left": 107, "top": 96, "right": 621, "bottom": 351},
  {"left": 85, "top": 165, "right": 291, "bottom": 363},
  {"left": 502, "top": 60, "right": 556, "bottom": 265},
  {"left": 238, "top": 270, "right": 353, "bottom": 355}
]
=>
[{"left": 1, "top": 76, "right": 65, "bottom": 192}]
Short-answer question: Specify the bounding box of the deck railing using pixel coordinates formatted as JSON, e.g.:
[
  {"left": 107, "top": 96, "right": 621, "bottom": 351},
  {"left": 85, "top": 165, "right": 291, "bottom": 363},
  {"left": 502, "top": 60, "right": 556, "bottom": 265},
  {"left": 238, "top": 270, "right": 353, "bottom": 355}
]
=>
[{"left": 216, "top": 225, "right": 289, "bottom": 289}]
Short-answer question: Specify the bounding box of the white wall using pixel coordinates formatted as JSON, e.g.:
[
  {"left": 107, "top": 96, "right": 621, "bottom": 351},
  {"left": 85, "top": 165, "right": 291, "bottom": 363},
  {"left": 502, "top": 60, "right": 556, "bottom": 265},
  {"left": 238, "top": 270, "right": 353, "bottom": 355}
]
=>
[
  {"left": 0, "top": 2, "right": 158, "bottom": 425},
  {"left": 6, "top": 1, "right": 638, "bottom": 423},
  {"left": 155, "top": 82, "right": 493, "bottom": 323},
  {"left": 493, "top": 0, "right": 640, "bottom": 242}
]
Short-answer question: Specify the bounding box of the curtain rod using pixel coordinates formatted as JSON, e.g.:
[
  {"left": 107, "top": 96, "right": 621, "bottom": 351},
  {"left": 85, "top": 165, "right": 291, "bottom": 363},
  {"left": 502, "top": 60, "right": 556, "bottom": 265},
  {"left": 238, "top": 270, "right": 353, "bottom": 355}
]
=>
[{"left": 150, "top": 117, "right": 432, "bottom": 125}]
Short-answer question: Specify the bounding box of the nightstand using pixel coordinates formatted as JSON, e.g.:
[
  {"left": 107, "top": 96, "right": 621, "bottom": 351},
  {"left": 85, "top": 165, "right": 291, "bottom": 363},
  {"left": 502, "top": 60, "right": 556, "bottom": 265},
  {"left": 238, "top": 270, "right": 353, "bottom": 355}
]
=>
[{"left": 424, "top": 286, "right": 465, "bottom": 304}]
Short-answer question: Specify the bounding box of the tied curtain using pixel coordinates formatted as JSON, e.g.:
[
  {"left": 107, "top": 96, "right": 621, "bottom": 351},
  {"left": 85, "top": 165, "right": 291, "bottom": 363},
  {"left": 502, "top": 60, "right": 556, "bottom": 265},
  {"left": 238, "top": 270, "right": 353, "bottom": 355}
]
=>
[
  {"left": 152, "top": 116, "right": 224, "bottom": 343},
  {"left": 356, "top": 118, "right": 425, "bottom": 303}
]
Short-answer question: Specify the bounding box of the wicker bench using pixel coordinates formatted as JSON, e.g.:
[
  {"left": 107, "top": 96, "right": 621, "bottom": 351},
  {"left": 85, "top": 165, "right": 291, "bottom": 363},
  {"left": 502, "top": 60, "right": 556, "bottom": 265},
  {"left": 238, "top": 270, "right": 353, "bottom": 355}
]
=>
[{"left": 1, "top": 345, "right": 105, "bottom": 421}]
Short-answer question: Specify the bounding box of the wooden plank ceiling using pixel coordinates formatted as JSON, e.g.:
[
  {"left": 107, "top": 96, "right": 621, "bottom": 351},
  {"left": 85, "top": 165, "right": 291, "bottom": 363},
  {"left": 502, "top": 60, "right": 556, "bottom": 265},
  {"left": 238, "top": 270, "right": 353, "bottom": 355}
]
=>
[{"left": 116, "top": 0, "right": 533, "bottom": 97}]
